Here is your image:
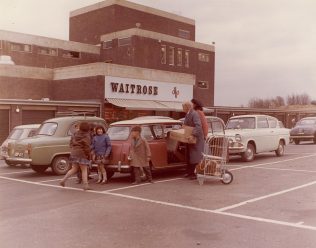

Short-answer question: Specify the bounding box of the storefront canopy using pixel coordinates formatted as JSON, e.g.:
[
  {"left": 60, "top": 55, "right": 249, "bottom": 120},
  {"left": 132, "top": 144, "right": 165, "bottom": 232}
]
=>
[{"left": 106, "top": 98, "right": 183, "bottom": 112}]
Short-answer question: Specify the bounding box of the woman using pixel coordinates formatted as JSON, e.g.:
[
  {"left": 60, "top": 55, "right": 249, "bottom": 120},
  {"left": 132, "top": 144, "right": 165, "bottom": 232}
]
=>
[
  {"left": 60, "top": 122, "right": 92, "bottom": 191},
  {"left": 191, "top": 98, "right": 208, "bottom": 139}
]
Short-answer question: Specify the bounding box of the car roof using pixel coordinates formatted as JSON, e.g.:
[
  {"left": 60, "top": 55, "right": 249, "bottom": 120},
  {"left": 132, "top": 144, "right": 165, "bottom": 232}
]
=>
[
  {"left": 111, "top": 118, "right": 182, "bottom": 126},
  {"left": 132, "top": 116, "right": 173, "bottom": 120},
  {"left": 229, "top": 114, "right": 273, "bottom": 119},
  {"left": 43, "top": 116, "right": 105, "bottom": 124},
  {"left": 13, "top": 124, "right": 41, "bottom": 129},
  {"left": 300, "top": 116, "right": 316, "bottom": 120}
]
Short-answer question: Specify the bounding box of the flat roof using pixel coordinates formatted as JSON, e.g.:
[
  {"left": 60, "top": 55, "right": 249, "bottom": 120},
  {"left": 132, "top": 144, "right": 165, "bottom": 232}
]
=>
[
  {"left": 0, "top": 29, "right": 100, "bottom": 54},
  {"left": 101, "top": 28, "right": 215, "bottom": 52},
  {"left": 70, "top": 0, "right": 195, "bottom": 25}
]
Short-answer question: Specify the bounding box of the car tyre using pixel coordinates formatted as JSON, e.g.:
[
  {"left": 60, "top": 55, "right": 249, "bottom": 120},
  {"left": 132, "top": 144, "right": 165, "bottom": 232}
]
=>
[
  {"left": 31, "top": 164, "right": 49, "bottom": 173},
  {"left": 275, "top": 140, "right": 285, "bottom": 157},
  {"left": 241, "top": 143, "right": 255, "bottom": 162},
  {"left": 51, "top": 155, "right": 71, "bottom": 175},
  {"left": 294, "top": 139, "right": 300, "bottom": 145},
  {"left": 4, "top": 160, "right": 15, "bottom": 167},
  {"left": 106, "top": 170, "right": 114, "bottom": 180}
]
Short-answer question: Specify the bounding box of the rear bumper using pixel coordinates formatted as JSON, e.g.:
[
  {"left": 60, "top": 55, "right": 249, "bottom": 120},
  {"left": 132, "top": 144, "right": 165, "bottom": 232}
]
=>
[
  {"left": 6, "top": 157, "right": 32, "bottom": 164},
  {"left": 290, "top": 135, "right": 314, "bottom": 139}
]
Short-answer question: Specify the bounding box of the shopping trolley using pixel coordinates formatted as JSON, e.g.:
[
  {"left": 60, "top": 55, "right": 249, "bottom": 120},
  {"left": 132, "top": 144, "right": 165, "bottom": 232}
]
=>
[{"left": 196, "top": 135, "right": 233, "bottom": 185}]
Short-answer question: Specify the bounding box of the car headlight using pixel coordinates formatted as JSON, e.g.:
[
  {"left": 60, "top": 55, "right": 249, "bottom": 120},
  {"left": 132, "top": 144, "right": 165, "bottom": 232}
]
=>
[{"left": 235, "top": 134, "right": 242, "bottom": 142}]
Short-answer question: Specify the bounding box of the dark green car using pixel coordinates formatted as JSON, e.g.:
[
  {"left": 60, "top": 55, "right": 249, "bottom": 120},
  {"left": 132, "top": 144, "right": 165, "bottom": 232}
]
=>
[{"left": 6, "top": 116, "right": 106, "bottom": 175}]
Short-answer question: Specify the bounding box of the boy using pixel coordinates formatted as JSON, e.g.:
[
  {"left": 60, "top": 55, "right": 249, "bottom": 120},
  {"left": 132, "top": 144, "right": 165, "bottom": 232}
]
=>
[{"left": 129, "top": 126, "right": 153, "bottom": 184}]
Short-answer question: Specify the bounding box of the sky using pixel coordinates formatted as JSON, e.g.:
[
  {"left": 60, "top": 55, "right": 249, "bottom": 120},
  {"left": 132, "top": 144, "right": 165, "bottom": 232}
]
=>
[{"left": 0, "top": 0, "right": 316, "bottom": 106}]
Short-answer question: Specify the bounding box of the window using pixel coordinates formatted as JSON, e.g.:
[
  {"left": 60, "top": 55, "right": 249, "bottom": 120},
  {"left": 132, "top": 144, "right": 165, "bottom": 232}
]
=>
[
  {"left": 178, "top": 29, "right": 190, "bottom": 39},
  {"left": 177, "top": 48, "right": 182, "bottom": 66},
  {"left": 184, "top": 50, "right": 190, "bottom": 68},
  {"left": 161, "top": 45, "right": 167, "bottom": 64},
  {"left": 268, "top": 117, "right": 277, "bottom": 128},
  {"left": 210, "top": 121, "right": 224, "bottom": 133},
  {"left": 10, "top": 42, "right": 32, "bottom": 53},
  {"left": 103, "top": 40, "right": 112, "bottom": 49},
  {"left": 118, "top": 37, "right": 131, "bottom": 46},
  {"left": 198, "top": 53, "right": 210, "bottom": 62},
  {"left": 169, "top": 46, "right": 174, "bottom": 66},
  {"left": 62, "top": 50, "right": 81, "bottom": 59},
  {"left": 107, "top": 126, "right": 130, "bottom": 141},
  {"left": 37, "top": 122, "right": 58, "bottom": 136},
  {"left": 197, "top": 81, "right": 208, "bottom": 89},
  {"left": 141, "top": 126, "right": 155, "bottom": 141},
  {"left": 38, "top": 46, "right": 58, "bottom": 56},
  {"left": 257, "top": 117, "right": 269, "bottom": 128}
]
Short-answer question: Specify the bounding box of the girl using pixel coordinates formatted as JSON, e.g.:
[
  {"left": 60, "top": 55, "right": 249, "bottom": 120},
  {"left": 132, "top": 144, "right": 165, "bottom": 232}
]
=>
[
  {"left": 92, "top": 125, "right": 112, "bottom": 184},
  {"left": 60, "top": 122, "right": 92, "bottom": 191}
]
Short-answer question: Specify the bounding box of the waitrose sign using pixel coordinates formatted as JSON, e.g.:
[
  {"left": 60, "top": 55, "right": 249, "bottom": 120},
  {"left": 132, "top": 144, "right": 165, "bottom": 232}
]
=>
[{"left": 105, "top": 76, "right": 193, "bottom": 102}]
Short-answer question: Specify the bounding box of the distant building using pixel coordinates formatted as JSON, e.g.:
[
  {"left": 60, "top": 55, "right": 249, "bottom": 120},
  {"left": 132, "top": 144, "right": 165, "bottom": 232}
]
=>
[{"left": 0, "top": 0, "right": 215, "bottom": 141}]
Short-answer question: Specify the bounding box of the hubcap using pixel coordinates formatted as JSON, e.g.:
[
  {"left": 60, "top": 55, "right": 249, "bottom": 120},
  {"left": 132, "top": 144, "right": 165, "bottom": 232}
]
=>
[{"left": 57, "top": 159, "right": 68, "bottom": 171}]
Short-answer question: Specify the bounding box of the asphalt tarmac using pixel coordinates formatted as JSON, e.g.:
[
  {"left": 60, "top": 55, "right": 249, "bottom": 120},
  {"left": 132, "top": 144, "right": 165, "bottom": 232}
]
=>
[{"left": 0, "top": 143, "right": 315, "bottom": 248}]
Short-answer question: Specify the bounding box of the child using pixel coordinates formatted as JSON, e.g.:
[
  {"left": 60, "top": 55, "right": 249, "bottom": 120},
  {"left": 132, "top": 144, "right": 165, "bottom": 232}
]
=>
[
  {"left": 60, "top": 122, "right": 92, "bottom": 191},
  {"left": 91, "top": 125, "right": 112, "bottom": 184},
  {"left": 128, "top": 126, "right": 153, "bottom": 184}
]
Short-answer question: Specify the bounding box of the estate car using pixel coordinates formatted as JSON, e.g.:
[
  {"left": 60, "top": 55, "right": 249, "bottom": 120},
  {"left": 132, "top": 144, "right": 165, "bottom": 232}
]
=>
[
  {"left": 106, "top": 118, "right": 186, "bottom": 177},
  {"left": 225, "top": 115, "right": 290, "bottom": 161},
  {"left": 6, "top": 116, "right": 106, "bottom": 175}
]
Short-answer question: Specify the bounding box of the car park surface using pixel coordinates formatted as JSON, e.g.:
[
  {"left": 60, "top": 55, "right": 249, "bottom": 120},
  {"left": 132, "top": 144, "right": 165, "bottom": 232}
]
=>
[{"left": 0, "top": 142, "right": 315, "bottom": 248}]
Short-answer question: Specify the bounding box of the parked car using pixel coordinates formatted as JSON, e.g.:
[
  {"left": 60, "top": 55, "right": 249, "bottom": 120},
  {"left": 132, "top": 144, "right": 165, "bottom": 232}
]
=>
[
  {"left": 1, "top": 124, "right": 40, "bottom": 165},
  {"left": 290, "top": 117, "right": 316, "bottom": 144},
  {"left": 106, "top": 118, "right": 187, "bottom": 178},
  {"left": 6, "top": 116, "right": 106, "bottom": 175},
  {"left": 225, "top": 115, "right": 290, "bottom": 161}
]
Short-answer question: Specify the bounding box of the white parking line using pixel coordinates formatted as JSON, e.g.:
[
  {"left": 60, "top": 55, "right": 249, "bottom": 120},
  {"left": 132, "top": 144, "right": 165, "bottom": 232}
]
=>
[
  {"left": 1, "top": 175, "right": 316, "bottom": 231},
  {"left": 253, "top": 167, "right": 316, "bottom": 173},
  {"left": 215, "top": 180, "right": 316, "bottom": 212},
  {"left": 104, "top": 178, "right": 184, "bottom": 192},
  {"left": 230, "top": 154, "right": 316, "bottom": 171},
  {"left": 0, "top": 170, "right": 31, "bottom": 175}
]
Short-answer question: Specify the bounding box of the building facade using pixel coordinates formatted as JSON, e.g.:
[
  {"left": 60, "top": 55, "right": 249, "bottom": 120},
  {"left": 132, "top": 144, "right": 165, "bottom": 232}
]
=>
[{"left": 0, "top": 0, "right": 215, "bottom": 142}]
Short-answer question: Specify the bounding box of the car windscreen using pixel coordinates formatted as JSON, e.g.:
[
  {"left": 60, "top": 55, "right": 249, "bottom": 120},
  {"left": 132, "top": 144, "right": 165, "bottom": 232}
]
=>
[
  {"left": 298, "top": 119, "right": 316, "bottom": 125},
  {"left": 8, "top": 129, "right": 24, "bottom": 140},
  {"left": 38, "top": 122, "right": 58, "bottom": 136},
  {"left": 107, "top": 126, "right": 130, "bottom": 140},
  {"left": 226, "top": 117, "right": 255, "bottom": 129}
]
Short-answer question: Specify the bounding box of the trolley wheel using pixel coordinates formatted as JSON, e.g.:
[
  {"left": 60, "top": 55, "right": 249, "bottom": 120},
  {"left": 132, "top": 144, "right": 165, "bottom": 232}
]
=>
[{"left": 221, "top": 170, "right": 233, "bottom": 185}]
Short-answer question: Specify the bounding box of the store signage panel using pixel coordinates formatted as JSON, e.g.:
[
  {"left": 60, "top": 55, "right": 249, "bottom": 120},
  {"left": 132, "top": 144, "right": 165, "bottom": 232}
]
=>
[{"left": 105, "top": 76, "right": 193, "bottom": 102}]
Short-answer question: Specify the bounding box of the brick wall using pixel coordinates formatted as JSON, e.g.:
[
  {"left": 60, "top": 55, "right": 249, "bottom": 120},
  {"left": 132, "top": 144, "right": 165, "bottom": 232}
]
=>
[{"left": 69, "top": 4, "right": 195, "bottom": 44}]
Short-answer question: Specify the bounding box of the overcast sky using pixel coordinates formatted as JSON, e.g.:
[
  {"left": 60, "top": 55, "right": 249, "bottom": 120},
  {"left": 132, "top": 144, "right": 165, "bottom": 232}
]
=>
[{"left": 1, "top": 0, "right": 315, "bottom": 106}]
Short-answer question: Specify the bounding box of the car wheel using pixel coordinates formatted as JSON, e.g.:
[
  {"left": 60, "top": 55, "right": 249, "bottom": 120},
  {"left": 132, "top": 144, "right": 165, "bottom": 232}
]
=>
[
  {"left": 51, "top": 155, "right": 71, "bottom": 175},
  {"left": 294, "top": 139, "right": 300, "bottom": 145},
  {"left": 106, "top": 170, "right": 114, "bottom": 180},
  {"left": 241, "top": 143, "right": 255, "bottom": 162},
  {"left": 31, "top": 164, "right": 49, "bottom": 173},
  {"left": 4, "top": 160, "right": 15, "bottom": 167},
  {"left": 221, "top": 170, "right": 233, "bottom": 185},
  {"left": 275, "top": 140, "right": 285, "bottom": 157}
]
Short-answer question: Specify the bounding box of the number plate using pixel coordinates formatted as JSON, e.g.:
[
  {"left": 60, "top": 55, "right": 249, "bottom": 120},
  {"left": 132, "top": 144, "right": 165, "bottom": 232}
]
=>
[{"left": 14, "top": 152, "right": 24, "bottom": 157}]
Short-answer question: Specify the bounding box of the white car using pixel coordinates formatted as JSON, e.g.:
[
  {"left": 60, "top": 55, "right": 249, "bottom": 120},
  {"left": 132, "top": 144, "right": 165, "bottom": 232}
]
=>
[
  {"left": 225, "top": 115, "right": 290, "bottom": 161},
  {"left": 1, "top": 124, "right": 40, "bottom": 165}
]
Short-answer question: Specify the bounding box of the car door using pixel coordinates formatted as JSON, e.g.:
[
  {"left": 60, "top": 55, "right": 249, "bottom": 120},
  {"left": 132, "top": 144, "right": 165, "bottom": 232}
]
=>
[
  {"left": 255, "top": 116, "right": 271, "bottom": 152},
  {"left": 267, "top": 117, "right": 280, "bottom": 150},
  {"left": 142, "top": 125, "right": 168, "bottom": 168}
]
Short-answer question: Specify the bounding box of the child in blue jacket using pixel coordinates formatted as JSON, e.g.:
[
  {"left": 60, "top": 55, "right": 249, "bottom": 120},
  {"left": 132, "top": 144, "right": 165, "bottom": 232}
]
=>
[{"left": 91, "top": 125, "right": 112, "bottom": 184}]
